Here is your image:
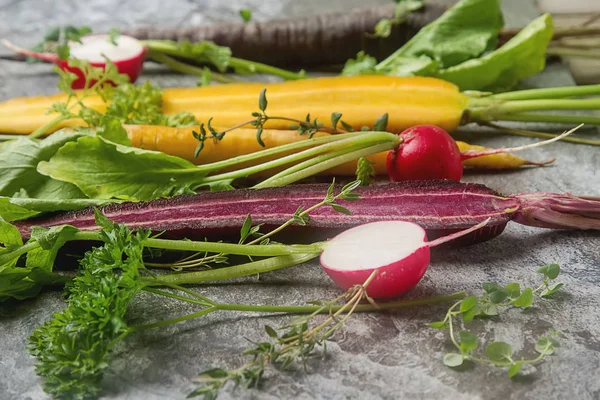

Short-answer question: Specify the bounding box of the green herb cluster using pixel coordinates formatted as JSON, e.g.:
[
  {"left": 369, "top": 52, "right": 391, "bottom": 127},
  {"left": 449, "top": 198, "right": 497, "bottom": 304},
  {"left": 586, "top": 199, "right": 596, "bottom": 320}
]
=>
[
  {"left": 431, "top": 264, "right": 564, "bottom": 376},
  {"left": 344, "top": 0, "right": 554, "bottom": 91}
]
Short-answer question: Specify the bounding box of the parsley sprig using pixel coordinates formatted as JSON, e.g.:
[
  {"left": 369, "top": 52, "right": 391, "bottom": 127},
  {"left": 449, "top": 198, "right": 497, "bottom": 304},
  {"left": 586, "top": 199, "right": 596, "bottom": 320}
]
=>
[{"left": 30, "top": 60, "right": 198, "bottom": 139}]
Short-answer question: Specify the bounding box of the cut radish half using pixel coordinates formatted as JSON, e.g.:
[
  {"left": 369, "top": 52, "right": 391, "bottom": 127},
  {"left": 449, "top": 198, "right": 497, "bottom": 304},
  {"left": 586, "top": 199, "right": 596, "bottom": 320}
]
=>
[
  {"left": 2, "top": 34, "right": 146, "bottom": 88},
  {"left": 320, "top": 219, "right": 490, "bottom": 299}
]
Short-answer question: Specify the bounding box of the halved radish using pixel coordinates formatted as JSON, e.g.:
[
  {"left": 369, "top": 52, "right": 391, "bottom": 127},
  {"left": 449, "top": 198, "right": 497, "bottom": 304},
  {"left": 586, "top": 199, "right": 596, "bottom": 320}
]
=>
[
  {"left": 320, "top": 219, "right": 489, "bottom": 299},
  {"left": 2, "top": 34, "right": 145, "bottom": 88}
]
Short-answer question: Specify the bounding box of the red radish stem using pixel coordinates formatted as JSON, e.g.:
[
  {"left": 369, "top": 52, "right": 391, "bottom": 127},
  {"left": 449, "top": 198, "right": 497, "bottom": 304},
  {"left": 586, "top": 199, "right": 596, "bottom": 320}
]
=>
[
  {"left": 320, "top": 218, "right": 490, "bottom": 298},
  {"left": 2, "top": 35, "right": 145, "bottom": 88},
  {"left": 14, "top": 181, "right": 600, "bottom": 244}
]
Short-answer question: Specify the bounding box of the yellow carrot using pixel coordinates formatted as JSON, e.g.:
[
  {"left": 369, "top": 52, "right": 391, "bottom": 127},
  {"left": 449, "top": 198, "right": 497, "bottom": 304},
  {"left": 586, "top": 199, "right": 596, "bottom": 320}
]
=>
[
  {"left": 0, "top": 76, "right": 468, "bottom": 134},
  {"left": 125, "top": 125, "right": 547, "bottom": 175}
]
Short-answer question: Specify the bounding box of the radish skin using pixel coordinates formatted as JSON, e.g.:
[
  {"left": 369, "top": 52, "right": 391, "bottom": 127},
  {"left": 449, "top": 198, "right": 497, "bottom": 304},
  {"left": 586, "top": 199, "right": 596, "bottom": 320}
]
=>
[
  {"left": 2, "top": 35, "right": 146, "bottom": 88},
  {"left": 320, "top": 219, "right": 490, "bottom": 298},
  {"left": 320, "top": 221, "right": 431, "bottom": 298}
]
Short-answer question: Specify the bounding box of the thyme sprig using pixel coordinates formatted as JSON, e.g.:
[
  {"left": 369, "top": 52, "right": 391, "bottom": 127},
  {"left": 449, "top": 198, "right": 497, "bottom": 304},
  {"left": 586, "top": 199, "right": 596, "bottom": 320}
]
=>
[
  {"left": 192, "top": 88, "right": 390, "bottom": 156},
  {"left": 187, "top": 270, "right": 379, "bottom": 399}
]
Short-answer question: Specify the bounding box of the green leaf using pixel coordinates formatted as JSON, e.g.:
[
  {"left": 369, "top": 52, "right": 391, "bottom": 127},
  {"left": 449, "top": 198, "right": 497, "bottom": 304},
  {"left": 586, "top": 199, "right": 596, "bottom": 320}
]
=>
[
  {"left": 0, "top": 198, "right": 40, "bottom": 222},
  {"left": 436, "top": 13, "right": 553, "bottom": 91},
  {"left": 30, "top": 225, "right": 79, "bottom": 250},
  {"left": 429, "top": 321, "right": 448, "bottom": 329},
  {"left": 513, "top": 287, "right": 534, "bottom": 308},
  {"left": 331, "top": 112, "right": 343, "bottom": 130},
  {"left": 508, "top": 361, "right": 523, "bottom": 378},
  {"left": 96, "top": 116, "right": 131, "bottom": 145},
  {"left": 486, "top": 341, "right": 513, "bottom": 362},
  {"left": 443, "top": 353, "right": 464, "bottom": 367},
  {"left": 382, "top": 55, "right": 439, "bottom": 77},
  {"left": 537, "top": 263, "right": 560, "bottom": 280},
  {"left": 0, "top": 219, "right": 23, "bottom": 269},
  {"left": 482, "top": 282, "right": 502, "bottom": 293},
  {"left": 341, "top": 51, "right": 378, "bottom": 76},
  {"left": 480, "top": 302, "right": 499, "bottom": 316},
  {"left": 355, "top": 157, "right": 376, "bottom": 186},
  {"left": 265, "top": 325, "right": 278, "bottom": 338},
  {"left": 240, "top": 214, "right": 252, "bottom": 241},
  {"left": 489, "top": 288, "right": 509, "bottom": 304},
  {"left": 94, "top": 208, "right": 115, "bottom": 230},
  {"left": 535, "top": 335, "right": 559, "bottom": 355},
  {"left": 373, "top": 19, "right": 393, "bottom": 39},
  {"left": 331, "top": 204, "right": 352, "bottom": 215},
  {"left": 0, "top": 130, "right": 88, "bottom": 199},
  {"left": 459, "top": 295, "right": 479, "bottom": 322},
  {"left": 258, "top": 88, "right": 268, "bottom": 112},
  {"left": 0, "top": 196, "right": 114, "bottom": 215},
  {"left": 177, "top": 40, "right": 232, "bottom": 73},
  {"left": 239, "top": 9, "right": 252, "bottom": 23},
  {"left": 37, "top": 136, "right": 206, "bottom": 201},
  {"left": 381, "top": 0, "right": 503, "bottom": 69},
  {"left": 372, "top": 113, "right": 389, "bottom": 132},
  {"left": 541, "top": 283, "right": 564, "bottom": 298},
  {"left": 458, "top": 330, "right": 479, "bottom": 353},
  {"left": 26, "top": 226, "right": 78, "bottom": 272},
  {"left": 504, "top": 283, "right": 521, "bottom": 299}
]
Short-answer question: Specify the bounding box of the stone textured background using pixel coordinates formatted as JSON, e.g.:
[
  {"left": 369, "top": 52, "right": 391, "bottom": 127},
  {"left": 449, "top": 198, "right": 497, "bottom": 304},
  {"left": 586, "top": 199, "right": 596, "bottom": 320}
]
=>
[{"left": 0, "top": 1, "right": 599, "bottom": 399}]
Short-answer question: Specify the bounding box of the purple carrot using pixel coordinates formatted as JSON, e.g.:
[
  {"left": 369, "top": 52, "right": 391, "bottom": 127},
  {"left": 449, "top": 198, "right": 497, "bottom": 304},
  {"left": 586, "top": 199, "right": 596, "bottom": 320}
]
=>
[
  {"left": 121, "top": 3, "right": 448, "bottom": 68},
  {"left": 15, "top": 181, "right": 600, "bottom": 245}
]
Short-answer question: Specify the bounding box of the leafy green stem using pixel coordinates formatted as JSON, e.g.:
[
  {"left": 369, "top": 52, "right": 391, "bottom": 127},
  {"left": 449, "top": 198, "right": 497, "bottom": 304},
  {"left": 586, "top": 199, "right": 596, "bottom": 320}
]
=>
[
  {"left": 483, "top": 84, "right": 600, "bottom": 101},
  {"left": 142, "top": 40, "right": 305, "bottom": 80},
  {"left": 200, "top": 131, "right": 399, "bottom": 185},
  {"left": 479, "top": 122, "right": 600, "bottom": 146},
  {"left": 254, "top": 141, "right": 396, "bottom": 189},
  {"left": 144, "top": 253, "right": 321, "bottom": 286},
  {"left": 29, "top": 115, "right": 69, "bottom": 139},
  {"left": 146, "top": 49, "right": 234, "bottom": 83}
]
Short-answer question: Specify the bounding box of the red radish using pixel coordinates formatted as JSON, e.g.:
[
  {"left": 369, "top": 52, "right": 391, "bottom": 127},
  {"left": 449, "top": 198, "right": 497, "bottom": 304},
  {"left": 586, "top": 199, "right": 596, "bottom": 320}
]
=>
[
  {"left": 387, "top": 125, "right": 463, "bottom": 182},
  {"left": 320, "top": 219, "right": 489, "bottom": 299},
  {"left": 2, "top": 35, "right": 145, "bottom": 88}
]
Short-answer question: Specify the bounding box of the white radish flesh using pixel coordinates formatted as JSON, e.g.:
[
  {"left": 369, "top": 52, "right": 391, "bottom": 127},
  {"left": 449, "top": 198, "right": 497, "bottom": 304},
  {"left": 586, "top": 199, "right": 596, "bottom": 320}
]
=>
[
  {"left": 320, "top": 221, "right": 431, "bottom": 299},
  {"left": 320, "top": 219, "right": 490, "bottom": 299}
]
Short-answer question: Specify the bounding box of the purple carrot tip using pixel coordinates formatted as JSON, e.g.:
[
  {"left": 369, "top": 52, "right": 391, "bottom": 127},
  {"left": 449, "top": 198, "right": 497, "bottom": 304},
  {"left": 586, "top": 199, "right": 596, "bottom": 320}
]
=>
[{"left": 512, "top": 193, "right": 600, "bottom": 230}]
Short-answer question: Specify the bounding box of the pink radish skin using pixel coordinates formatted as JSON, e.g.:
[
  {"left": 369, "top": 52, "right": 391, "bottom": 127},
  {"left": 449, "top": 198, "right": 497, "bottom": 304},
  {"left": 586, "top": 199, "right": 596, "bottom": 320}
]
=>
[
  {"left": 386, "top": 125, "right": 464, "bottom": 182},
  {"left": 320, "top": 221, "right": 431, "bottom": 299},
  {"left": 320, "top": 219, "right": 490, "bottom": 299},
  {"left": 2, "top": 35, "right": 145, "bottom": 88}
]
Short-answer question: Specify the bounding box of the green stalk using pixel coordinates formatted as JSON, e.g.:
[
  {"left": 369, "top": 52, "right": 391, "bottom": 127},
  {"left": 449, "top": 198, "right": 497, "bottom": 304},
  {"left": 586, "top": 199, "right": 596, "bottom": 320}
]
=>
[
  {"left": 546, "top": 47, "right": 600, "bottom": 59},
  {"left": 195, "top": 131, "right": 379, "bottom": 173},
  {"left": 200, "top": 132, "right": 399, "bottom": 184},
  {"left": 144, "top": 237, "right": 324, "bottom": 257},
  {"left": 479, "top": 122, "right": 600, "bottom": 146},
  {"left": 261, "top": 142, "right": 371, "bottom": 183},
  {"left": 0, "top": 232, "right": 323, "bottom": 267},
  {"left": 484, "top": 84, "right": 600, "bottom": 101},
  {"left": 144, "top": 253, "right": 320, "bottom": 286},
  {"left": 147, "top": 50, "right": 234, "bottom": 84},
  {"left": 29, "top": 115, "right": 68, "bottom": 139},
  {"left": 254, "top": 142, "right": 395, "bottom": 188},
  {"left": 478, "top": 112, "right": 600, "bottom": 126},
  {"left": 130, "top": 291, "right": 467, "bottom": 333},
  {"left": 488, "top": 98, "right": 600, "bottom": 114},
  {"left": 142, "top": 40, "right": 305, "bottom": 81}
]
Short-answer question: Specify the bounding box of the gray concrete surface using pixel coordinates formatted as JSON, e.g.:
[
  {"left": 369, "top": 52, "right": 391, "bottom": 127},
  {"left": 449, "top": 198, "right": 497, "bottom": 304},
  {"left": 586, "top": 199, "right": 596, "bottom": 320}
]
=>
[{"left": 1, "top": 1, "right": 599, "bottom": 399}]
